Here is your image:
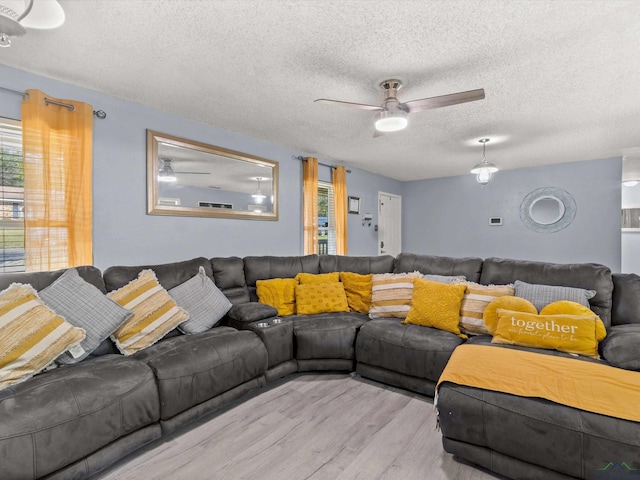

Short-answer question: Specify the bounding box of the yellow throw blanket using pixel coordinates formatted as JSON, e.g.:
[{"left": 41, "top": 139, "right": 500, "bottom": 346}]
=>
[{"left": 437, "top": 344, "right": 640, "bottom": 423}]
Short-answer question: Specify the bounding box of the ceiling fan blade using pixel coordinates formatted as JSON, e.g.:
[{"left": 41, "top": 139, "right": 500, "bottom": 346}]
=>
[
  {"left": 315, "top": 99, "right": 382, "bottom": 111},
  {"left": 403, "top": 88, "right": 485, "bottom": 113},
  {"left": 173, "top": 171, "right": 211, "bottom": 175},
  {"left": 373, "top": 129, "right": 385, "bottom": 138}
]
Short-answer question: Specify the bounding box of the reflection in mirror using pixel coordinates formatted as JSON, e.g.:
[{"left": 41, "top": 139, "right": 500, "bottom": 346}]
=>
[
  {"left": 147, "top": 130, "right": 278, "bottom": 220},
  {"left": 529, "top": 196, "right": 565, "bottom": 225}
]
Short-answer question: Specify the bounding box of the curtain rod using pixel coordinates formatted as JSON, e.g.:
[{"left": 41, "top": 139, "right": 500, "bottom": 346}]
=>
[
  {"left": 295, "top": 156, "right": 351, "bottom": 173},
  {"left": 0, "top": 85, "right": 107, "bottom": 119}
]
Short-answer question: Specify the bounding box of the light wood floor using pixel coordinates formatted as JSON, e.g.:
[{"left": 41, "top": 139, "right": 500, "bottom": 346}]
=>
[{"left": 97, "top": 373, "right": 505, "bottom": 480}]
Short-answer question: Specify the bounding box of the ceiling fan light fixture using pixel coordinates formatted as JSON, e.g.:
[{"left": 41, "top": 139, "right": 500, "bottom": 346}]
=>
[
  {"left": 623, "top": 180, "right": 639, "bottom": 187},
  {"left": 374, "top": 109, "right": 408, "bottom": 132},
  {"left": 158, "top": 173, "right": 177, "bottom": 183},
  {"left": 158, "top": 158, "right": 177, "bottom": 182},
  {"left": 19, "top": 0, "right": 64, "bottom": 29},
  {"left": 470, "top": 138, "right": 498, "bottom": 185},
  {"left": 0, "top": 0, "right": 64, "bottom": 47}
]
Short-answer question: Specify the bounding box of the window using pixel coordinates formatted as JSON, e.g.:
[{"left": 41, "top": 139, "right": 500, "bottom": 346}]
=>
[
  {"left": 318, "top": 182, "right": 336, "bottom": 255},
  {"left": 0, "top": 118, "right": 25, "bottom": 273}
]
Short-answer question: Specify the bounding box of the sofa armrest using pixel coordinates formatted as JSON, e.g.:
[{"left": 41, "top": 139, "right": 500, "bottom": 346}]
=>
[
  {"left": 601, "top": 324, "right": 640, "bottom": 371},
  {"left": 228, "top": 302, "right": 278, "bottom": 329}
]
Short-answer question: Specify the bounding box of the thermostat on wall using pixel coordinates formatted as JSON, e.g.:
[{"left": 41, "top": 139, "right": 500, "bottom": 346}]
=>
[{"left": 489, "top": 217, "right": 503, "bottom": 226}]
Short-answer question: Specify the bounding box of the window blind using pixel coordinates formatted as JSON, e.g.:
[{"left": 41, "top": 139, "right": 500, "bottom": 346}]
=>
[{"left": 0, "top": 118, "right": 25, "bottom": 273}]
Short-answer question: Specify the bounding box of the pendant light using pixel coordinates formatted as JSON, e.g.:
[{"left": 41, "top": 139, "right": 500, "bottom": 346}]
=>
[
  {"left": 470, "top": 138, "right": 498, "bottom": 185},
  {"left": 252, "top": 177, "right": 266, "bottom": 204}
]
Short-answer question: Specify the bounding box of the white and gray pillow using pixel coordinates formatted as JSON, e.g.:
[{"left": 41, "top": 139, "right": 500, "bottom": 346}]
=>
[
  {"left": 422, "top": 274, "right": 466, "bottom": 284},
  {"left": 514, "top": 280, "right": 596, "bottom": 312},
  {"left": 169, "top": 266, "right": 232, "bottom": 334},
  {"left": 40, "top": 268, "right": 133, "bottom": 364}
]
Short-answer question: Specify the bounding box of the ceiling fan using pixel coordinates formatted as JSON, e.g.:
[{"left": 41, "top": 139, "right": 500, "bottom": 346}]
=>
[
  {"left": 158, "top": 158, "right": 210, "bottom": 183},
  {"left": 315, "top": 79, "right": 485, "bottom": 135}
]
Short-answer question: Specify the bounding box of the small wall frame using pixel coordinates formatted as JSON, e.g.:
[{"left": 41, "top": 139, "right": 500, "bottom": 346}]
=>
[{"left": 348, "top": 196, "right": 361, "bottom": 214}]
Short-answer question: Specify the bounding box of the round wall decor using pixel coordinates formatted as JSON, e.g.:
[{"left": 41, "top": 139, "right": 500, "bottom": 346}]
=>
[{"left": 520, "top": 187, "right": 576, "bottom": 233}]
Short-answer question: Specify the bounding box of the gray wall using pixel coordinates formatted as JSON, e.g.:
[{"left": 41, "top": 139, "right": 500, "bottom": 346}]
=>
[
  {"left": 403, "top": 157, "right": 622, "bottom": 271},
  {"left": 0, "top": 63, "right": 623, "bottom": 272},
  {"left": 0, "top": 64, "right": 399, "bottom": 270},
  {"left": 621, "top": 183, "right": 640, "bottom": 273}
]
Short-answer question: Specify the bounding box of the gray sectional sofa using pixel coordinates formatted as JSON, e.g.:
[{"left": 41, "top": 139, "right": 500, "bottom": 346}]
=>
[{"left": 0, "top": 253, "right": 638, "bottom": 480}]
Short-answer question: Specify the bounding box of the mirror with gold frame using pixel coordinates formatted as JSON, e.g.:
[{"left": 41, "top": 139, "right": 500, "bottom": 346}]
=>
[{"left": 147, "top": 130, "right": 278, "bottom": 220}]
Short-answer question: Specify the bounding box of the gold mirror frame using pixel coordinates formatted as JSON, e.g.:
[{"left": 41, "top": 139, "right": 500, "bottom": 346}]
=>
[{"left": 147, "top": 130, "right": 278, "bottom": 220}]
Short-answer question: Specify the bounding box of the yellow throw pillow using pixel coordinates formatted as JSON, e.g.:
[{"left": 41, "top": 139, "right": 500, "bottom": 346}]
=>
[
  {"left": 459, "top": 283, "right": 515, "bottom": 335},
  {"left": 540, "top": 301, "right": 607, "bottom": 342},
  {"left": 483, "top": 296, "right": 538, "bottom": 334},
  {"left": 108, "top": 270, "right": 189, "bottom": 355},
  {"left": 402, "top": 278, "right": 467, "bottom": 339},
  {"left": 295, "top": 282, "right": 349, "bottom": 315},
  {"left": 0, "top": 284, "right": 86, "bottom": 391},
  {"left": 295, "top": 272, "right": 340, "bottom": 284},
  {"left": 369, "top": 272, "right": 420, "bottom": 319},
  {"left": 256, "top": 278, "right": 298, "bottom": 316},
  {"left": 339, "top": 272, "right": 373, "bottom": 313},
  {"left": 492, "top": 310, "right": 603, "bottom": 358}
]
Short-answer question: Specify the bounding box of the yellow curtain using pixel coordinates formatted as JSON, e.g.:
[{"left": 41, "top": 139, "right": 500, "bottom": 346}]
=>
[
  {"left": 302, "top": 157, "right": 318, "bottom": 255},
  {"left": 22, "top": 89, "right": 93, "bottom": 271},
  {"left": 333, "top": 166, "right": 348, "bottom": 255}
]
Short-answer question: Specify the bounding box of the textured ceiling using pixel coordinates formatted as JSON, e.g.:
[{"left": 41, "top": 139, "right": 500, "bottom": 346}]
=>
[{"left": 2, "top": 0, "right": 640, "bottom": 181}]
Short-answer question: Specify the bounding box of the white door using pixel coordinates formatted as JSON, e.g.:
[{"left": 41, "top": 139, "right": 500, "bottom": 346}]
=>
[{"left": 378, "top": 192, "right": 401, "bottom": 256}]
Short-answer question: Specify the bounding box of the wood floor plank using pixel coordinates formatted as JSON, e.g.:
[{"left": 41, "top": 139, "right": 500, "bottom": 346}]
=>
[{"left": 97, "top": 373, "right": 505, "bottom": 480}]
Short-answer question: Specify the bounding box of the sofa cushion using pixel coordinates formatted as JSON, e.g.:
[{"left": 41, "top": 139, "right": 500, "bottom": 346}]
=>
[
  {"left": 210, "top": 256, "right": 250, "bottom": 305},
  {"left": 422, "top": 273, "right": 467, "bottom": 284},
  {"left": 394, "top": 253, "right": 483, "bottom": 283},
  {"left": 539, "top": 300, "right": 597, "bottom": 317},
  {"left": 402, "top": 278, "right": 467, "bottom": 338},
  {"left": 0, "top": 265, "right": 105, "bottom": 293},
  {"left": 356, "top": 319, "right": 465, "bottom": 382},
  {"left": 492, "top": 310, "right": 605, "bottom": 358},
  {"left": 0, "top": 355, "right": 159, "bottom": 480},
  {"left": 103, "top": 257, "right": 213, "bottom": 292},
  {"left": 480, "top": 257, "right": 613, "bottom": 328},
  {"left": 318, "top": 254, "right": 395, "bottom": 274},
  {"left": 295, "top": 272, "right": 339, "bottom": 284},
  {"left": 483, "top": 296, "right": 538, "bottom": 334},
  {"left": 459, "top": 282, "right": 515, "bottom": 335},
  {"left": 514, "top": 280, "right": 596, "bottom": 312},
  {"left": 466, "top": 334, "right": 606, "bottom": 363},
  {"left": 612, "top": 273, "right": 640, "bottom": 325},
  {"left": 244, "top": 255, "right": 320, "bottom": 300},
  {"left": 134, "top": 327, "right": 268, "bottom": 420},
  {"left": 169, "top": 266, "right": 232, "bottom": 334},
  {"left": 40, "top": 268, "right": 133, "bottom": 364},
  {"left": 228, "top": 303, "right": 278, "bottom": 327},
  {"left": 295, "top": 282, "right": 349, "bottom": 315},
  {"left": 108, "top": 270, "right": 189, "bottom": 355},
  {"left": 256, "top": 278, "right": 298, "bottom": 316},
  {"left": 437, "top": 382, "right": 640, "bottom": 479},
  {"left": 0, "top": 284, "right": 85, "bottom": 391},
  {"left": 600, "top": 324, "right": 640, "bottom": 371},
  {"left": 293, "top": 313, "right": 367, "bottom": 361},
  {"left": 369, "top": 272, "right": 420, "bottom": 319},
  {"left": 339, "top": 272, "right": 373, "bottom": 313}
]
